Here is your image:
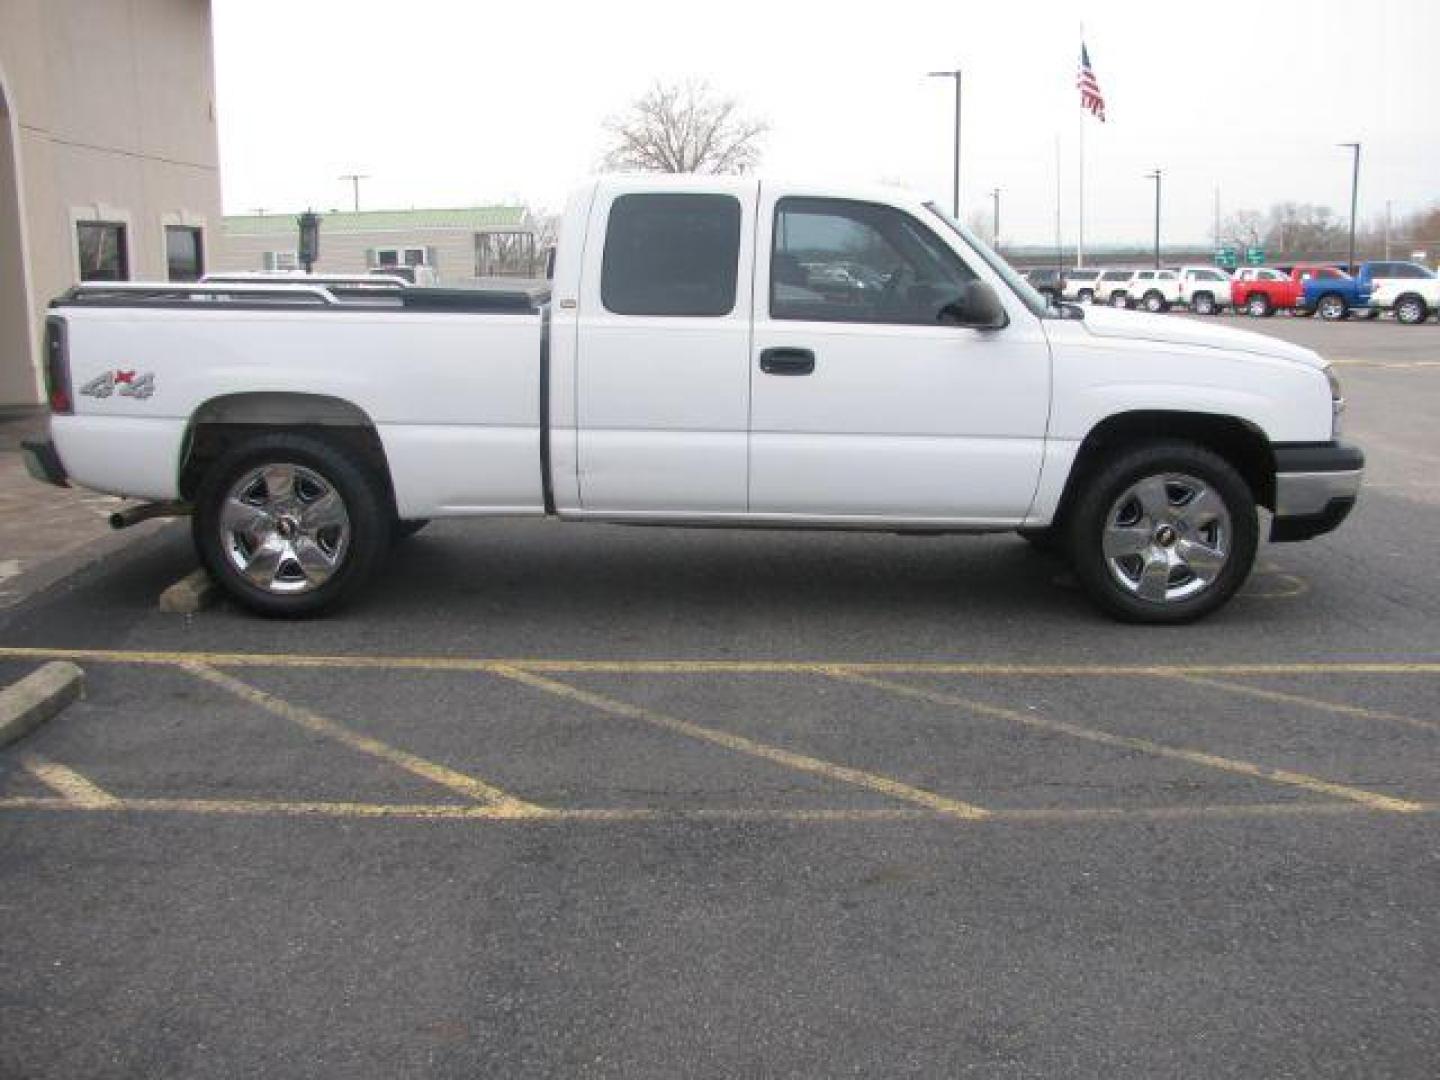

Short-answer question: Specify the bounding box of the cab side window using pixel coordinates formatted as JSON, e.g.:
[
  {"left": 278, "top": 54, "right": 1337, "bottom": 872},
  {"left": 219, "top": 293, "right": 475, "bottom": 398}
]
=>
[
  {"left": 770, "top": 198, "right": 976, "bottom": 325},
  {"left": 602, "top": 193, "right": 742, "bottom": 317}
]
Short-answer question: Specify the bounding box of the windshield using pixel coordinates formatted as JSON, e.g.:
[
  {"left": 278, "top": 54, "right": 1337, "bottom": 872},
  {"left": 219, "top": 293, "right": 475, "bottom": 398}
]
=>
[{"left": 925, "top": 202, "right": 1049, "bottom": 317}]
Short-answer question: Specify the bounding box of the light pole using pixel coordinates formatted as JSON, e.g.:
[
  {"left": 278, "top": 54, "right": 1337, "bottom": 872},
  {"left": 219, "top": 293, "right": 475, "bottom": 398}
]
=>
[
  {"left": 1145, "top": 169, "right": 1163, "bottom": 269},
  {"left": 1338, "top": 142, "right": 1360, "bottom": 272},
  {"left": 991, "top": 187, "right": 1001, "bottom": 248},
  {"left": 339, "top": 173, "right": 370, "bottom": 213},
  {"left": 927, "top": 69, "right": 962, "bottom": 217}
]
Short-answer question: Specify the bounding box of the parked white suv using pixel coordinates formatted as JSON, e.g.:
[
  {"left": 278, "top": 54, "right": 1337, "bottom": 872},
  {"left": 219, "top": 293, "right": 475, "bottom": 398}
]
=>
[
  {"left": 1061, "top": 268, "right": 1102, "bottom": 303},
  {"left": 1175, "top": 266, "right": 1233, "bottom": 315},
  {"left": 1094, "top": 268, "right": 1137, "bottom": 307},
  {"left": 1365, "top": 262, "right": 1439, "bottom": 325},
  {"left": 1125, "top": 270, "right": 1184, "bottom": 313}
]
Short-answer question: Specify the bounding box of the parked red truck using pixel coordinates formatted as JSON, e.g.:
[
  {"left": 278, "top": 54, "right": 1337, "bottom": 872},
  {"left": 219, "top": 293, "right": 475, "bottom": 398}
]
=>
[{"left": 1231, "top": 267, "right": 1303, "bottom": 317}]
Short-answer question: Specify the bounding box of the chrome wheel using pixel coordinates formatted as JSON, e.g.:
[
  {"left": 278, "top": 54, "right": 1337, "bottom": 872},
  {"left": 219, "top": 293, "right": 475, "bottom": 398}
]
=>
[
  {"left": 219, "top": 463, "right": 351, "bottom": 595},
  {"left": 1143, "top": 292, "right": 1165, "bottom": 312},
  {"left": 1246, "top": 295, "right": 1269, "bottom": 317},
  {"left": 1102, "top": 472, "right": 1231, "bottom": 603},
  {"left": 1397, "top": 297, "right": 1426, "bottom": 325},
  {"left": 1318, "top": 295, "right": 1346, "bottom": 320},
  {"left": 1193, "top": 294, "right": 1216, "bottom": 315}
]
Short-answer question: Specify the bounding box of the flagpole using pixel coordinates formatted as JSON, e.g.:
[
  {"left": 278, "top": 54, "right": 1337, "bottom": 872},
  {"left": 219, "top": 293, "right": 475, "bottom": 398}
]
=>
[
  {"left": 1055, "top": 133, "right": 1063, "bottom": 272},
  {"left": 1077, "top": 25, "right": 1085, "bottom": 269}
]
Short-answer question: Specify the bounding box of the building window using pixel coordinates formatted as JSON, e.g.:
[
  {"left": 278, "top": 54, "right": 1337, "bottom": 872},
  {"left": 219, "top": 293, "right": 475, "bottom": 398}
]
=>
[
  {"left": 475, "top": 231, "right": 538, "bottom": 278},
  {"left": 76, "top": 221, "right": 129, "bottom": 282},
  {"left": 372, "top": 247, "right": 429, "bottom": 269},
  {"left": 165, "top": 226, "right": 205, "bottom": 281},
  {"left": 263, "top": 251, "right": 299, "bottom": 273}
]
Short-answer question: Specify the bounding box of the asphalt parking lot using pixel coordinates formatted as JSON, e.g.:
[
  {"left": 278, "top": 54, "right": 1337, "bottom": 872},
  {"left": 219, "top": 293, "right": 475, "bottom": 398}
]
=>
[{"left": 2, "top": 315, "right": 1438, "bottom": 1078}]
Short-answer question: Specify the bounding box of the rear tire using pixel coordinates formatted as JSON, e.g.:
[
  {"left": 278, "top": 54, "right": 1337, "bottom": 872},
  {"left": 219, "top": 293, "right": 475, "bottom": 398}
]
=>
[
  {"left": 1066, "top": 441, "right": 1258, "bottom": 624},
  {"left": 1110, "top": 291, "right": 1129, "bottom": 308},
  {"left": 1192, "top": 292, "right": 1217, "bottom": 315},
  {"left": 193, "top": 433, "right": 392, "bottom": 617},
  {"left": 1316, "top": 293, "right": 1348, "bottom": 321},
  {"left": 1077, "top": 289, "right": 1094, "bottom": 304},
  {"left": 1395, "top": 294, "right": 1429, "bottom": 325},
  {"left": 1245, "top": 293, "right": 1272, "bottom": 318},
  {"left": 1142, "top": 290, "right": 1169, "bottom": 313}
]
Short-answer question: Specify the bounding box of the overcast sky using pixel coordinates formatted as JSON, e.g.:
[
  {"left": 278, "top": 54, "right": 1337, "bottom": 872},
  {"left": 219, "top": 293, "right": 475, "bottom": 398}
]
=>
[{"left": 213, "top": 0, "right": 1439, "bottom": 247}]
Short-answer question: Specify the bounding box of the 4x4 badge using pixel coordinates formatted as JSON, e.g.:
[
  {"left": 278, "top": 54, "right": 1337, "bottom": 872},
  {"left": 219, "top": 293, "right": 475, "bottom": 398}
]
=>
[{"left": 80, "top": 370, "right": 155, "bottom": 400}]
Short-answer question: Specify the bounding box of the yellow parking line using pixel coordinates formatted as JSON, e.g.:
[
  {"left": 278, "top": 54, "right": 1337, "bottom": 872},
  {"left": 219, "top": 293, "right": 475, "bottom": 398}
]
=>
[
  {"left": 489, "top": 664, "right": 991, "bottom": 819},
  {"left": 828, "top": 670, "right": 1427, "bottom": 815},
  {"left": 1, "top": 645, "right": 1438, "bottom": 677},
  {"left": 21, "top": 754, "right": 120, "bottom": 808},
  {"left": 1330, "top": 358, "right": 1440, "bottom": 369},
  {"left": 1171, "top": 674, "right": 1440, "bottom": 735},
  {"left": 0, "top": 794, "right": 1430, "bottom": 825},
  {"left": 180, "top": 662, "right": 550, "bottom": 819}
]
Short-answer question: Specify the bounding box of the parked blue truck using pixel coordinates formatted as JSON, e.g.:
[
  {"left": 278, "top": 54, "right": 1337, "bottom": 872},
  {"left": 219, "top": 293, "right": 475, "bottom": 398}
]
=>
[{"left": 1288, "top": 264, "right": 1373, "bottom": 321}]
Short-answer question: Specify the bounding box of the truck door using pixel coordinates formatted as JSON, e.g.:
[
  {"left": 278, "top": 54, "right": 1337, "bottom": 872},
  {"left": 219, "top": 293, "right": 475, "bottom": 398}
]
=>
[
  {"left": 748, "top": 191, "right": 1050, "bottom": 522},
  {"left": 574, "top": 180, "right": 757, "bottom": 513}
]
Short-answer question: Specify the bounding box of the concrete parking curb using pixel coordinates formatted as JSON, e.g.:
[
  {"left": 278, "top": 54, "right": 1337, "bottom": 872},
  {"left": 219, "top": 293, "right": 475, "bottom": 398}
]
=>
[
  {"left": 159, "top": 568, "right": 216, "bottom": 614},
  {"left": 0, "top": 661, "right": 85, "bottom": 748}
]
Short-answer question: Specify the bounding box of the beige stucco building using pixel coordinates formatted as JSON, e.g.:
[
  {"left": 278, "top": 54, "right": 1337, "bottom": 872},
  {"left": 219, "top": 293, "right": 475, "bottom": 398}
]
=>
[
  {"left": 0, "top": 0, "right": 222, "bottom": 411},
  {"left": 218, "top": 207, "right": 542, "bottom": 284}
]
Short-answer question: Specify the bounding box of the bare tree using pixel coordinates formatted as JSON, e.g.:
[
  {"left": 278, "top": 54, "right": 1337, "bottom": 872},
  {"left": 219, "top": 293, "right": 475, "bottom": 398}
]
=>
[
  {"left": 1219, "top": 209, "right": 1265, "bottom": 249},
  {"left": 601, "top": 81, "right": 768, "bottom": 174}
]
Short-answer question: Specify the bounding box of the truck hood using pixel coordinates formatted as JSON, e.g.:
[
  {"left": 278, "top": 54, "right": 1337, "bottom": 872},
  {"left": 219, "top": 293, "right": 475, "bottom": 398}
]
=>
[{"left": 1077, "top": 306, "right": 1327, "bottom": 369}]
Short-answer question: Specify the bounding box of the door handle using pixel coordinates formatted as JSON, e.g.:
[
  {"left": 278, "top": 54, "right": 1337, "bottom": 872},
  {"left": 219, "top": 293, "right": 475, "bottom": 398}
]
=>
[{"left": 760, "top": 347, "right": 816, "bottom": 375}]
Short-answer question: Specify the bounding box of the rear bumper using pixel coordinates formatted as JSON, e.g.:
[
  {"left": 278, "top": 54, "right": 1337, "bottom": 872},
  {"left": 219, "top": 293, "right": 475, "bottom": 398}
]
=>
[
  {"left": 1270, "top": 442, "right": 1363, "bottom": 542},
  {"left": 20, "top": 436, "right": 69, "bottom": 488}
]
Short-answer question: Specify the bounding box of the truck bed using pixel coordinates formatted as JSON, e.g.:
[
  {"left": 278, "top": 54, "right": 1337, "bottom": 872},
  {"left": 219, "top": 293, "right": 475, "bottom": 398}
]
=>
[
  {"left": 55, "top": 282, "right": 552, "bottom": 314},
  {"left": 48, "top": 281, "right": 550, "bottom": 517}
]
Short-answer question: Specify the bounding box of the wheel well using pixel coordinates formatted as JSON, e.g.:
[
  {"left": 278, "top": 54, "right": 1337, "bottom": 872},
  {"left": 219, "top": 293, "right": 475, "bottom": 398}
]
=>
[
  {"left": 178, "top": 393, "right": 396, "bottom": 510},
  {"left": 1055, "top": 412, "right": 1276, "bottom": 525}
]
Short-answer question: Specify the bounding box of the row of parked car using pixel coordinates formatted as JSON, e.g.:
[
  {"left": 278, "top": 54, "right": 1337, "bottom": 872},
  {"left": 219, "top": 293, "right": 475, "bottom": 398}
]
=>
[{"left": 1021, "top": 260, "right": 1439, "bottom": 324}]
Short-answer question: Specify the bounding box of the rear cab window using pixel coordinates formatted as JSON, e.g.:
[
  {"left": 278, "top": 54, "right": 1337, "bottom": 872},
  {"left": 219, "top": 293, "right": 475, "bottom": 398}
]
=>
[{"left": 601, "top": 193, "right": 742, "bottom": 317}]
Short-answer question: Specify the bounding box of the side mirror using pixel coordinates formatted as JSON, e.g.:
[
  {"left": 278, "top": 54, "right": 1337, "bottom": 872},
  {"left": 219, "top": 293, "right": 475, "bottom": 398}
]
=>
[{"left": 940, "top": 282, "right": 1010, "bottom": 330}]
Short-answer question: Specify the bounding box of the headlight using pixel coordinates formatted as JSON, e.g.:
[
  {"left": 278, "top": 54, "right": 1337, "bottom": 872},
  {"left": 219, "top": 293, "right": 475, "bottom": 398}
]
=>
[{"left": 1325, "top": 366, "right": 1344, "bottom": 439}]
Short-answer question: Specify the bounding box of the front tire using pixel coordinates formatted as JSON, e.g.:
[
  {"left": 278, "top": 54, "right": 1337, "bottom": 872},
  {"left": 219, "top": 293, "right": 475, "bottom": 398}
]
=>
[
  {"left": 193, "top": 433, "right": 392, "bottom": 617},
  {"left": 1077, "top": 289, "right": 1095, "bottom": 304},
  {"left": 1067, "top": 441, "right": 1258, "bottom": 624},
  {"left": 1110, "top": 291, "right": 1130, "bottom": 308},
  {"left": 1192, "top": 292, "right": 1217, "bottom": 315},
  {"left": 1142, "top": 290, "right": 1169, "bottom": 313}
]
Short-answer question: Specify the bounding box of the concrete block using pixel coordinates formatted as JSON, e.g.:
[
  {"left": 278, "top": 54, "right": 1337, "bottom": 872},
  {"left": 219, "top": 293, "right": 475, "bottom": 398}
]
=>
[
  {"left": 0, "top": 661, "right": 85, "bottom": 748},
  {"left": 159, "top": 568, "right": 216, "bottom": 614}
]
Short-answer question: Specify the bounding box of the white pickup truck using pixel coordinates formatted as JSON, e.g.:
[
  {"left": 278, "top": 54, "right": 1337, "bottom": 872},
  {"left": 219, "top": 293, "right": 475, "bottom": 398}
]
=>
[{"left": 24, "top": 176, "right": 1362, "bottom": 623}]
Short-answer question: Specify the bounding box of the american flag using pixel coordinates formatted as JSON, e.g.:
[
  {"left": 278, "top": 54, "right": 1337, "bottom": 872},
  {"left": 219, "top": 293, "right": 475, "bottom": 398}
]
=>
[{"left": 1077, "top": 42, "right": 1106, "bottom": 121}]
